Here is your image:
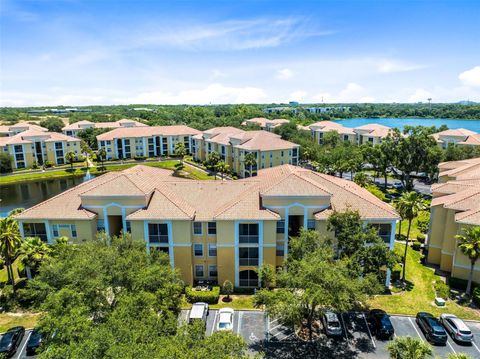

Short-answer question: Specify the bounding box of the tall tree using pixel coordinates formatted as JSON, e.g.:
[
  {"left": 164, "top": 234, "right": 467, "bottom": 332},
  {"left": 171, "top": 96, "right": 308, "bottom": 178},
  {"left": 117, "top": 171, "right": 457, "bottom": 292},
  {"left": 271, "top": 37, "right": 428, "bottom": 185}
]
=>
[
  {"left": 40, "top": 117, "right": 64, "bottom": 132},
  {"left": 215, "top": 160, "right": 230, "bottom": 180},
  {"left": 243, "top": 152, "right": 257, "bottom": 178},
  {"left": 18, "top": 237, "right": 51, "bottom": 279},
  {"left": 0, "top": 217, "right": 22, "bottom": 293},
  {"left": 397, "top": 192, "right": 426, "bottom": 282},
  {"left": 96, "top": 148, "right": 107, "bottom": 170},
  {"left": 386, "top": 336, "right": 432, "bottom": 359},
  {"left": 174, "top": 142, "right": 187, "bottom": 172},
  {"left": 455, "top": 226, "right": 480, "bottom": 296},
  {"left": 65, "top": 151, "right": 76, "bottom": 171},
  {"left": 205, "top": 151, "right": 221, "bottom": 179}
]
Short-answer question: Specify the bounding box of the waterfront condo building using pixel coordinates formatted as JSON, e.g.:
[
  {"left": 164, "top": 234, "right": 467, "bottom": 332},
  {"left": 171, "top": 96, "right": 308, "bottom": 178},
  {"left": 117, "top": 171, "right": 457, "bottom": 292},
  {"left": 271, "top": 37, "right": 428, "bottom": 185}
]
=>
[
  {"left": 0, "top": 130, "right": 82, "bottom": 169},
  {"left": 308, "top": 121, "right": 394, "bottom": 145},
  {"left": 432, "top": 128, "right": 480, "bottom": 148},
  {"left": 242, "top": 117, "right": 290, "bottom": 132},
  {"left": 192, "top": 127, "right": 299, "bottom": 177},
  {"left": 15, "top": 164, "right": 399, "bottom": 288},
  {"left": 96, "top": 125, "right": 201, "bottom": 160},
  {"left": 427, "top": 157, "right": 480, "bottom": 282},
  {"left": 62, "top": 119, "right": 148, "bottom": 137},
  {"left": 0, "top": 123, "right": 48, "bottom": 137}
]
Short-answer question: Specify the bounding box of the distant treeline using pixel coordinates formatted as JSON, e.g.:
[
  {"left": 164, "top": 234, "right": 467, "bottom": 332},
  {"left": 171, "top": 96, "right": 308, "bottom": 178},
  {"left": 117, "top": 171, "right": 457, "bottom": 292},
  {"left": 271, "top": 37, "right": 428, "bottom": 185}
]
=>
[{"left": 1, "top": 103, "right": 479, "bottom": 129}]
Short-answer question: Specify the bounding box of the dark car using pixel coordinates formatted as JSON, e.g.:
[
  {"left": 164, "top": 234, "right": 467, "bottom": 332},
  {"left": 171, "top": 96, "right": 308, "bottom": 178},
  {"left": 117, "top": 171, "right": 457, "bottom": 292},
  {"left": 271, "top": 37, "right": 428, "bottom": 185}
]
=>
[
  {"left": 26, "top": 328, "right": 43, "bottom": 356},
  {"left": 0, "top": 326, "right": 25, "bottom": 357},
  {"left": 416, "top": 312, "right": 448, "bottom": 345},
  {"left": 368, "top": 309, "right": 394, "bottom": 340}
]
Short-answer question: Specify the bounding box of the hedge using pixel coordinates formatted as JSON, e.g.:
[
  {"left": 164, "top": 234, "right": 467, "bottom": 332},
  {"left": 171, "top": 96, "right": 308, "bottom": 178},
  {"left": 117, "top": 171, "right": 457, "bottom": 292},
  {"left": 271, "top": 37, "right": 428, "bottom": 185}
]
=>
[
  {"left": 473, "top": 287, "right": 480, "bottom": 306},
  {"left": 185, "top": 286, "right": 220, "bottom": 304},
  {"left": 448, "top": 277, "right": 479, "bottom": 291},
  {"left": 434, "top": 280, "right": 450, "bottom": 300},
  {"left": 417, "top": 233, "right": 426, "bottom": 243},
  {"left": 411, "top": 241, "right": 422, "bottom": 251}
]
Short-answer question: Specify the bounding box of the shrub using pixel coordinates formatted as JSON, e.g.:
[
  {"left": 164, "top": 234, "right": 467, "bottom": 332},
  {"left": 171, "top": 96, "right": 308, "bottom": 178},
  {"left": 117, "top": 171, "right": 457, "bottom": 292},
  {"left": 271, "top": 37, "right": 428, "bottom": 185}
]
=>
[
  {"left": 44, "top": 160, "right": 53, "bottom": 168},
  {"left": 391, "top": 263, "right": 402, "bottom": 281},
  {"left": 185, "top": 286, "right": 220, "bottom": 304},
  {"left": 448, "top": 277, "right": 480, "bottom": 291},
  {"left": 417, "top": 233, "right": 426, "bottom": 243},
  {"left": 0, "top": 153, "right": 12, "bottom": 173},
  {"left": 31, "top": 162, "right": 39, "bottom": 169},
  {"left": 134, "top": 156, "right": 146, "bottom": 161},
  {"left": 395, "top": 234, "right": 407, "bottom": 242},
  {"left": 411, "top": 241, "right": 421, "bottom": 251},
  {"left": 233, "top": 287, "right": 255, "bottom": 294},
  {"left": 0, "top": 258, "right": 4, "bottom": 270},
  {"left": 222, "top": 280, "right": 234, "bottom": 300},
  {"left": 473, "top": 287, "right": 480, "bottom": 306},
  {"left": 434, "top": 280, "right": 450, "bottom": 300}
]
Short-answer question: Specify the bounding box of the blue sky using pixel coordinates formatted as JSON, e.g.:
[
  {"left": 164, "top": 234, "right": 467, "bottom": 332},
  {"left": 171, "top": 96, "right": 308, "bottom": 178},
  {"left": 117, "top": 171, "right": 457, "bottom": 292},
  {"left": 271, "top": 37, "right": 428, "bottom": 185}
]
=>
[{"left": 1, "top": 0, "right": 479, "bottom": 106}]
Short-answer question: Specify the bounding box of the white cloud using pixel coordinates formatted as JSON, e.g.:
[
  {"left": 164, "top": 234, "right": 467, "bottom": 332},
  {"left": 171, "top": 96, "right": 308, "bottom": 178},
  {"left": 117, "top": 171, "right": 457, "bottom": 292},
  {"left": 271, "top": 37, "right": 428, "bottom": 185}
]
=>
[
  {"left": 377, "top": 59, "right": 427, "bottom": 73},
  {"left": 408, "top": 88, "right": 433, "bottom": 103},
  {"left": 117, "top": 83, "right": 268, "bottom": 105},
  {"left": 289, "top": 90, "right": 307, "bottom": 102},
  {"left": 275, "top": 68, "right": 294, "bottom": 80},
  {"left": 311, "top": 83, "right": 375, "bottom": 103},
  {"left": 459, "top": 66, "right": 480, "bottom": 87}
]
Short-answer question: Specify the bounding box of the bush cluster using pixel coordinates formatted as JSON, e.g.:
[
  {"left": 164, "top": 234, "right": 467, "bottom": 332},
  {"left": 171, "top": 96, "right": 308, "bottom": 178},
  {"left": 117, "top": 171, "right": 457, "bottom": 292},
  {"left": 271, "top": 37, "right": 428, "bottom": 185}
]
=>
[
  {"left": 416, "top": 233, "right": 426, "bottom": 243},
  {"left": 434, "top": 280, "right": 450, "bottom": 300},
  {"left": 185, "top": 286, "right": 220, "bottom": 304},
  {"left": 411, "top": 241, "right": 422, "bottom": 251},
  {"left": 473, "top": 287, "right": 480, "bottom": 307}
]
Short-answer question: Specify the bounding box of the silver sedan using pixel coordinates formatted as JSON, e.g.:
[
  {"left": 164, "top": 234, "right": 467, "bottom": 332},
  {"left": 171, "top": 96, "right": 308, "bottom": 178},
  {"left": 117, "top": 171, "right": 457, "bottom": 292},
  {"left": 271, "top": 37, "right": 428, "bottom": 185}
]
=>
[{"left": 440, "top": 313, "right": 474, "bottom": 343}]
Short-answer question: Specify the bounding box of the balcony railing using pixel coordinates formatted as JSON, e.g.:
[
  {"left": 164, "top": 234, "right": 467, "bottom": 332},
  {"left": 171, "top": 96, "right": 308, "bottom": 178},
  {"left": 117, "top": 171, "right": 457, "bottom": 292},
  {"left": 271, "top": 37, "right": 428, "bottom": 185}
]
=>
[
  {"left": 239, "top": 235, "right": 259, "bottom": 244},
  {"left": 239, "top": 258, "right": 259, "bottom": 266},
  {"left": 149, "top": 235, "right": 169, "bottom": 244},
  {"left": 239, "top": 279, "right": 258, "bottom": 287}
]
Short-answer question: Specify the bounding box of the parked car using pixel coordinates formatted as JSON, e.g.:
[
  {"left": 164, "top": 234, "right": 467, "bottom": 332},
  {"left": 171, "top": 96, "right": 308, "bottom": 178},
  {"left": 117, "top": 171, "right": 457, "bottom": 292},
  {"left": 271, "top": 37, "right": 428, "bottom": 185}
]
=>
[
  {"left": 321, "top": 311, "right": 343, "bottom": 337},
  {"left": 0, "top": 326, "right": 25, "bottom": 357},
  {"left": 217, "top": 308, "right": 234, "bottom": 331},
  {"left": 416, "top": 312, "right": 448, "bottom": 345},
  {"left": 367, "top": 309, "right": 394, "bottom": 340},
  {"left": 26, "top": 328, "right": 43, "bottom": 356},
  {"left": 389, "top": 181, "right": 403, "bottom": 189},
  {"left": 440, "top": 314, "right": 473, "bottom": 343},
  {"left": 188, "top": 302, "right": 209, "bottom": 324}
]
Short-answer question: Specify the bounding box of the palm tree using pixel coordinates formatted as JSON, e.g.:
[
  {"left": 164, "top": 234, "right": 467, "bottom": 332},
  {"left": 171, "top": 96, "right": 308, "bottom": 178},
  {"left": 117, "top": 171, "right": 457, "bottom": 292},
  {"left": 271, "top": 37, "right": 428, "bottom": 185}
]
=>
[
  {"left": 7, "top": 208, "right": 24, "bottom": 217},
  {"left": 386, "top": 336, "right": 432, "bottom": 359},
  {"left": 244, "top": 152, "right": 257, "bottom": 178},
  {"left": 397, "top": 192, "right": 426, "bottom": 282},
  {"left": 215, "top": 161, "right": 230, "bottom": 180},
  {"left": 97, "top": 148, "right": 107, "bottom": 170},
  {"left": 456, "top": 226, "right": 480, "bottom": 296},
  {"left": 174, "top": 142, "right": 187, "bottom": 171},
  {"left": 18, "top": 237, "right": 51, "bottom": 279},
  {"left": 65, "top": 151, "right": 76, "bottom": 171},
  {"left": 0, "top": 217, "right": 22, "bottom": 293},
  {"left": 353, "top": 172, "right": 370, "bottom": 187}
]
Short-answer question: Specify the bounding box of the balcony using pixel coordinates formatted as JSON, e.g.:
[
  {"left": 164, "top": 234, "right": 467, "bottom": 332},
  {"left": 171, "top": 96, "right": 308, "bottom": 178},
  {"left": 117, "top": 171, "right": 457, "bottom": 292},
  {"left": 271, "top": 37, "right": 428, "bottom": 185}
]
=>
[
  {"left": 149, "top": 235, "right": 169, "bottom": 244},
  {"left": 239, "top": 235, "right": 259, "bottom": 244}
]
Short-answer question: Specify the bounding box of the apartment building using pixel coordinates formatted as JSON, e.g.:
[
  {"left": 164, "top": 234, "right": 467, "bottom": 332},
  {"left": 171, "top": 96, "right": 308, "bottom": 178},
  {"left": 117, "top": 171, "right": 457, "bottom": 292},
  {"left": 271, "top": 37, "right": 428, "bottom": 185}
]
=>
[
  {"left": 15, "top": 164, "right": 399, "bottom": 287},
  {"left": 192, "top": 127, "right": 300, "bottom": 177},
  {"left": 0, "top": 130, "right": 81, "bottom": 169},
  {"left": 432, "top": 128, "right": 480, "bottom": 148},
  {"left": 308, "top": 121, "right": 393, "bottom": 145},
  {"left": 242, "top": 117, "right": 289, "bottom": 132},
  {"left": 0, "top": 123, "right": 48, "bottom": 137},
  {"left": 96, "top": 125, "right": 201, "bottom": 160},
  {"left": 63, "top": 119, "right": 148, "bottom": 137},
  {"left": 427, "top": 157, "right": 480, "bottom": 282}
]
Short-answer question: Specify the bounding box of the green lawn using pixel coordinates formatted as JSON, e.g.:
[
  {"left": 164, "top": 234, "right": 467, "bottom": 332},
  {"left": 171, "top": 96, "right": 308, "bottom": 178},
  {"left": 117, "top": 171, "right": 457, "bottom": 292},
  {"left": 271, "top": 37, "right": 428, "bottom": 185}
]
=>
[
  {"left": 368, "top": 244, "right": 480, "bottom": 320},
  {"left": 0, "top": 168, "right": 89, "bottom": 184},
  {"left": 0, "top": 313, "right": 39, "bottom": 333}
]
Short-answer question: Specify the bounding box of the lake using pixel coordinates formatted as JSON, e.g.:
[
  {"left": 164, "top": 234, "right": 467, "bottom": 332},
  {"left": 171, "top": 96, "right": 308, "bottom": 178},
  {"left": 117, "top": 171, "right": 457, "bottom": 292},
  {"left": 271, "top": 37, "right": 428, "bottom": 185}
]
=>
[
  {"left": 337, "top": 118, "right": 480, "bottom": 132},
  {"left": 0, "top": 174, "right": 95, "bottom": 217}
]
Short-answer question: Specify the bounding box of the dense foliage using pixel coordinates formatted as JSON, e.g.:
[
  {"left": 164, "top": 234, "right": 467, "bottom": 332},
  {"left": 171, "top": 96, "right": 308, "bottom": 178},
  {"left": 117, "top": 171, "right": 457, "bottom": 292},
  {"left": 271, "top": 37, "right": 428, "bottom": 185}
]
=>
[{"left": 23, "top": 235, "right": 248, "bottom": 359}]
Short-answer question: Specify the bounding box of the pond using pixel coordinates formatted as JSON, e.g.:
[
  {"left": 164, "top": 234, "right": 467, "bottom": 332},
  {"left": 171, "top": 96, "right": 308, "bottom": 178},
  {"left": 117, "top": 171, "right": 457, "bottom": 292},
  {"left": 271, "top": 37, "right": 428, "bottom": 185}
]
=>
[
  {"left": 337, "top": 118, "right": 480, "bottom": 132},
  {"left": 0, "top": 173, "right": 96, "bottom": 217}
]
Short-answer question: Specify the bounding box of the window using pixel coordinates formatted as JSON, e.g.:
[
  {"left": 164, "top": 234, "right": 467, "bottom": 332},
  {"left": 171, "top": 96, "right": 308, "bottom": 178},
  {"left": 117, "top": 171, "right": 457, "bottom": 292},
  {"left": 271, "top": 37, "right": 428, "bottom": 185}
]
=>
[
  {"left": 208, "top": 244, "right": 217, "bottom": 257},
  {"left": 193, "top": 222, "right": 202, "bottom": 235},
  {"left": 239, "top": 247, "right": 259, "bottom": 266},
  {"left": 239, "top": 223, "right": 259, "bottom": 243},
  {"left": 70, "top": 224, "right": 77, "bottom": 238},
  {"left": 195, "top": 265, "right": 204, "bottom": 278},
  {"left": 207, "top": 222, "right": 216, "bottom": 235},
  {"left": 343, "top": 135, "right": 349, "bottom": 141},
  {"left": 368, "top": 137, "right": 374, "bottom": 143},
  {"left": 208, "top": 265, "right": 218, "bottom": 278},
  {"left": 276, "top": 220, "right": 285, "bottom": 234},
  {"left": 371, "top": 223, "right": 392, "bottom": 243},
  {"left": 148, "top": 223, "right": 169, "bottom": 243},
  {"left": 52, "top": 224, "right": 59, "bottom": 237},
  {"left": 281, "top": 151, "right": 284, "bottom": 157},
  {"left": 125, "top": 221, "right": 131, "bottom": 233},
  {"left": 276, "top": 242, "right": 285, "bottom": 256},
  {"left": 96, "top": 219, "right": 105, "bottom": 232},
  {"left": 194, "top": 243, "right": 203, "bottom": 257},
  {"left": 23, "top": 223, "right": 47, "bottom": 242},
  {"left": 239, "top": 270, "right": 258, "bottom": 287},
  {"left": 307, "top": 219, "right": 316, "bottom": 230}
]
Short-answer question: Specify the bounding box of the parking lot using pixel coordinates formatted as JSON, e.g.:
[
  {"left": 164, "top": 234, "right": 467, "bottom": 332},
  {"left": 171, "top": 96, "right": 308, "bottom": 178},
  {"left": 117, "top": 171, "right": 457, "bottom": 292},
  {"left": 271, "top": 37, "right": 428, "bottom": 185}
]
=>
[
  {"left": 0, "top": 329, "right": 35, "bottom": 359},
  {"left": 181, "top": 309, "right": 480, "bottom": 358}
]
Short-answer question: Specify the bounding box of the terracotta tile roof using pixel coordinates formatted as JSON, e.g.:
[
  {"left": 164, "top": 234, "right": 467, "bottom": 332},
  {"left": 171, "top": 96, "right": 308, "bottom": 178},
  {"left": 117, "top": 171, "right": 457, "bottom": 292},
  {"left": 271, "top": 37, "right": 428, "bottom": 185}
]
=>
[
  {"left": 0, "top": 123, "right": 48, "bottom": 135},
  {"left": 354, "top": 124, "right": 392, "bottom": 138},
  {"left": 308, "top": 121, "right": 355, "bottom": 135},
  {"left": 62, "top": 119, "right": 148, "bottom": 131},
  {"left": 0, "top": 130, "right": 80, "bottom": 146},
  {"left": 96, "top": 125, "right": 201, "bottom": 141},
  {"left": 434, "top": 128, "right": 477, "bottom": 138},
  {"left": 17, "top": 164, "right": 399, "bottom": 222},
  {"left": 458, "top": 133, "right": 480, "bottom": 145},
  {"left": 233, "top": 131, "right": 298, "bottom": 151},
  {"left": 243, "top": 118, "right": 289, "bottom": 128},
  {"left": 456, "top": 208, "right": 480, "bottom": 225}
]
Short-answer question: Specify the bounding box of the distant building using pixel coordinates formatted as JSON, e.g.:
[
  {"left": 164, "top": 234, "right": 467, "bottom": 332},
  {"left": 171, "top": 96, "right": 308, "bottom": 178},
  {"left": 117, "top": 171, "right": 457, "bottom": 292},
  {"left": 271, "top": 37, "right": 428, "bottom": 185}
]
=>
[
  {"left": 62, "top": 119, "right": 148, "bottom": 137},
  {"left": 27, "top": 108, "right": 93, "bottom": 115},
  {"left": 305, "top": 106, "right": 351, "bottom": 113},
  {"left": 307, "top": 121, "right": 393, "bottom": 145},
  {"left": 263, "top": 107, "right": 297, "bottom": 114},
  {"left": 242, "top": 117, "right": 289, "bottom": 132},
  {"left": 432, "top": 128, "right": 480, "bottom": 148},
  {"left": 0, "top": 123, "right": 48, "bottom": 137}
]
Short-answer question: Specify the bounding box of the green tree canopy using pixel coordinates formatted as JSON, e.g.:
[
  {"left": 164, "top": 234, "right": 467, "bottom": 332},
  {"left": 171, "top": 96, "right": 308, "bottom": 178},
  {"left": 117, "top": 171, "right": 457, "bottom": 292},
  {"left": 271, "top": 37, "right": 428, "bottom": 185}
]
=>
[{"left": 40, "top": 117, "right": 64, "bottom": 132}]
